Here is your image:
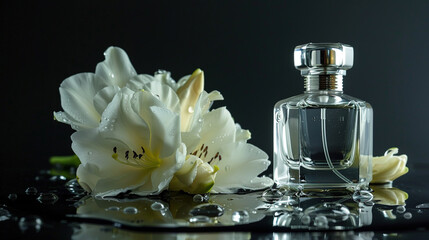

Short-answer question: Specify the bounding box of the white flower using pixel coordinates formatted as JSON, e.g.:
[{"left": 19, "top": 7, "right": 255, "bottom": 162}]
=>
[
  {"left": 372, "top": 147, "right": 408, "bottom": 184},
  {"left": 54, "top": 46, "right": 153, "bottom": 130},
  {"left": 55, "top": 46, "right": 274, "bottom": 195},
  {"left": 73, "top": 88, "right": 185, "bottom": 197},
  {"left": 153, "top": 69, "right": 272, "bottom": 194}
]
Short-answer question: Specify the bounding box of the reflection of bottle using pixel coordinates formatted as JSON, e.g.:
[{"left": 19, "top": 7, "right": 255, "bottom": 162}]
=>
[{"left": 273, "top": 43, "right": 373, "bottom": 191}]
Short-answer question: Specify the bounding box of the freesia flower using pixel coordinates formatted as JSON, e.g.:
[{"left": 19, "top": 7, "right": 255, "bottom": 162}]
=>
[
  {"left": 371, "top": 148, "right": 408, "bottom": 184},
  {"left": 55, "top": 46, "right": 274, "bottom": 196},
  {"left": 73, "top": 88, "right": 185, "bottom": 197},
  {"left": 168, "top": 70, "right": 273, "bottom": 194}
]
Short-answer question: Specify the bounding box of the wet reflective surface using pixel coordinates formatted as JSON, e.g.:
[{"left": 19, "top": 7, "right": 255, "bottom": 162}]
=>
[{"left": 1, "top": 162, "right": 429, "bottom": 239}]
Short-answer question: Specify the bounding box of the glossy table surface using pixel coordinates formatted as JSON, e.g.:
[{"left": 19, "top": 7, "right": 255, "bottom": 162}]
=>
[{"left": 1, "top": 162, "right": 429, "bottom": 240}]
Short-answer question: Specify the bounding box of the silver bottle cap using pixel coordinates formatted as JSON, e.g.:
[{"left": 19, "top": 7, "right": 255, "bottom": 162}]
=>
[{"left": 294, "top": 43, "right": 353, "bottom": 76}]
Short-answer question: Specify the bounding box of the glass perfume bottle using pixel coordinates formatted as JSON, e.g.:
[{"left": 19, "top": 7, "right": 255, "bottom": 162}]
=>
[{"left": 273, "top": 43, "right": 373, "bottom": 192}]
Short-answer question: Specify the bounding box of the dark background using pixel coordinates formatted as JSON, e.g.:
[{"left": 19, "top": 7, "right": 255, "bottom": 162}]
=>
[{"left": 1, "top": 1, "right": 429, "bottom": 181}]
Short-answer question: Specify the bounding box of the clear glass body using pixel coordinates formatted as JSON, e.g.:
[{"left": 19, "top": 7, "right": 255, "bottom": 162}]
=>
[{"left": 273, "top": 90, "right": 373, "bottom": 191}]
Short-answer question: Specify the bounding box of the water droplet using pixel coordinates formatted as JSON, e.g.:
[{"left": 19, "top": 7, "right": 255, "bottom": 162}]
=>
[
  {"left": 190, "top": 204, "right": 224, "bottom": 217},
  {"left": 123, "top": 207, "right": 138, "bottom": 214},
  {"left": 416, "top": 203, "right": 429, "bottom": 209},
  {"left": 0, "top": 208, "right": 11, "bottom": 221},
  {"left": 105, "top": 206, "right": 120, "bottom": 211},
  {"left": 255, "top": 204, "right": 271, "bottom": 211},
  {"left": 314, "top": 215, "right": 328, "bottom": 228},
  {"left": 8, "top": 193, "right": 17, "bottom": 200},
  {"left": 50, "top": 175, "right": 67, "bottom": 182},
  {"left": 65, "top": 179, "right": 85, "bottom": 194},
  {"left": 188, "top": 106, "right": 194, "bottom": 113},
  {"left": 151, "top": 202, "right": 166, "bottom": 211},
  {"left": 25, "top": 187, "right": 38, "bottom": 195},
  {"left": 262, "top": 188, "right": 284, "bottom": 203},
  {"left": 198, "top": 118, "right": 203, "bottom": 123},
  {"left": 396, "top": 205, "right": 406, "bottom": 213},
  {"left": 19, "top": 216, "right": 42, "bottom": 233},
  {"left": 37, "top": 193, "right": 59, "bottom": 205},
  {"left": 301, "top": 215, "right": 311, "bottom": 225},
  {"left": 352, "top": 190, "right": 373, "bottom": 203},
  {"left": 189, "top": 215, "right": 210, "bottom": 223},
  {"left": 193, "top": 194, "right": 204, "bottom": 203},
  {"left": 231, "top": 210, "right": 249, "bottom": 223},
  {"left": 403, "top": 212, "right": 412, "bottom": 219}
]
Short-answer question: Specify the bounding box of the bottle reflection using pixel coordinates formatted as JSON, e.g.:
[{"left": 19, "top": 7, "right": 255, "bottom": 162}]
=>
[{"left": 272, "top": 194, "right": 373, "bottom": 230}]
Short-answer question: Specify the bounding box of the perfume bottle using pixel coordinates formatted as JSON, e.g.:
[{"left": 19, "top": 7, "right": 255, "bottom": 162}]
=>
[{"left": 273, "top": 43, "right": 373, "bottom": 191}]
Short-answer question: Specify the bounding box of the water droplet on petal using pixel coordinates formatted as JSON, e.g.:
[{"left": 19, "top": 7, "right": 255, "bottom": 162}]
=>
[
  {"left": 151, "top": 202, "right": 166, "bottom": 211},
  {"left": 352, "top": 190, "right": 373, "bottom": 203},
  {"left": 416, "top": 203, "right": 429, "bottom": 209},
  {"left": 190, "top": 204, "right": 224, "bottom": 217},
  {"left": 37, "top": 193, "right": 59, "bottom": 205},
  {"left": 8, "top": 193, "right": 17, "bottom": 200},
  {"left": 188, "top": 106, "right": 194, "bottom": 113},
  {"left": 123, "top": 207, "right": 138, "bottom": 214},
  {"left": 25, "top": 187, "right": 38, "bottom": 195},
  {"left": 189, "top": 215, "right": 210, "bottom": 223},
  {"left": 231, "top": 210, "right": 249, "bottom": 223},
  {"left": 19, "top": 216, "right": 42, "bottom": 233}
]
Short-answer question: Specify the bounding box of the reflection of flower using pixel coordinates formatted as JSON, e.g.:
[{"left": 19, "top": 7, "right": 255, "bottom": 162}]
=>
[
  {"left": 55, "top": 46, "right": 273, "bottom": 196},
  {"left": 372, "top": 148, "right": 408, "bottom": 184},
  {"left": 372, "top": 185, "right": 408, "bottom": 206},
  {"left": 72, "top": 223, "right": 251, "bottom": 240}
]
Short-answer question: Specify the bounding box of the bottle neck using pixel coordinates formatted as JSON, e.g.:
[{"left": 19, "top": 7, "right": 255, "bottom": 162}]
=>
[{"left": 304, "top": 74, "right": 343, "bottom": 92}]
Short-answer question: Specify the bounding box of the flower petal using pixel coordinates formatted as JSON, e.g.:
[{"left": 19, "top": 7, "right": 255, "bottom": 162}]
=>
[
  {"left": 72, "top": 129, "right": 149, "bottom": 197},
  {"left": 95, "top": 47, "right": 137, "bottom": 87},
  {"left": 126, "top": 74, "right": 155, "bottom": 91},
  {"left": 143, "top": 81, "right": 181, "bottom": 114},
  {"left": 131, "top": 90, "right": 181, "bottom": 158},
  {"left": 199, "top": 107, "right": 236, "bottom": 149},
  {"left": 211, "top": 142, "right": 272, "bottom": 193},
  {"left": 57, "top": 72, "right": 107, "bottom": 129},
  {"left": 93, "top": 86, "right": 120, "bottom": 115}
]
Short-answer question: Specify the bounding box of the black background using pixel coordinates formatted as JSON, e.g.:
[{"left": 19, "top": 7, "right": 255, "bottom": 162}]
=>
[{"left": 2, "top": 1, "right": 429, "bottom": 179}]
